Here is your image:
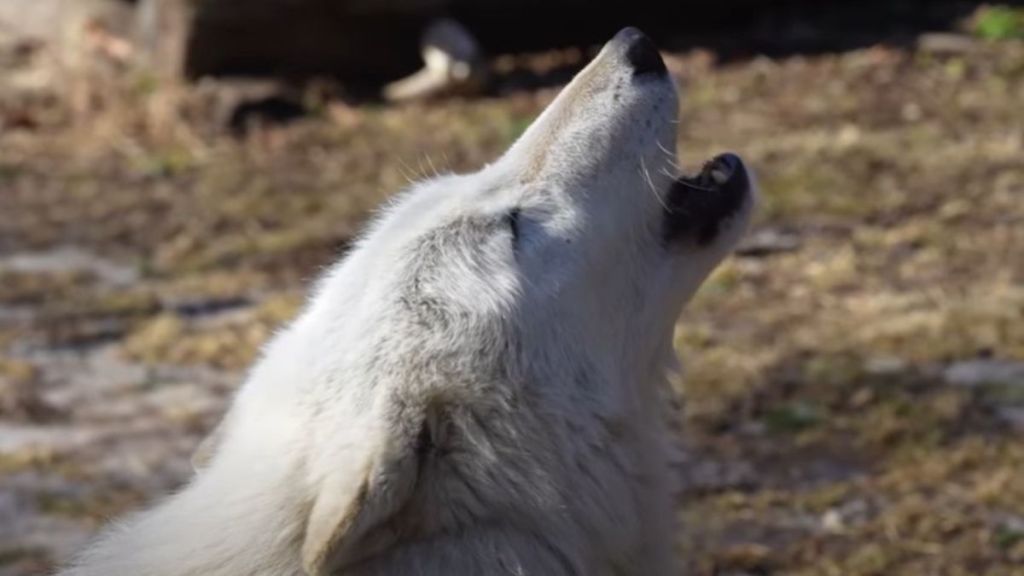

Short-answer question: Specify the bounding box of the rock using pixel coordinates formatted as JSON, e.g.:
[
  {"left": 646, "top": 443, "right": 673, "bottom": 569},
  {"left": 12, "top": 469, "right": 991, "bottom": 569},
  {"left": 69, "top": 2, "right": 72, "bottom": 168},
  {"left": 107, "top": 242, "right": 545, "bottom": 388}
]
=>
[
  {"left": 0, "top": 247, "right": 138, "bottom": 288},
  {"left": 821, "top": 508, "right": 844, "bottom": 532},
  {"left": 917, "top": 32, "right": 977, "bottom": 56},
  {"left": 736, "top": 228, "right": 802, "bottom": 257},
  {"left": 944, "top": 359, "right": 1024, "bottom": 388},
  {"left": 821, "top": 499, "right": 871, "bottom": 533},
  {"left": 997, "top": 407, "right": 1024, "bottom": 431}
]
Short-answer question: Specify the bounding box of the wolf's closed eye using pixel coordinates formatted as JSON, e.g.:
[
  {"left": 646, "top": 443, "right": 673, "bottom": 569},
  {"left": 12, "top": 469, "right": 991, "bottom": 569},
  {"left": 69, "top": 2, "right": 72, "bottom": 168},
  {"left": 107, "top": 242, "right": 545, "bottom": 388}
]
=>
[{"left": 505, "top": 208, "right": 521, "bottom": 246}]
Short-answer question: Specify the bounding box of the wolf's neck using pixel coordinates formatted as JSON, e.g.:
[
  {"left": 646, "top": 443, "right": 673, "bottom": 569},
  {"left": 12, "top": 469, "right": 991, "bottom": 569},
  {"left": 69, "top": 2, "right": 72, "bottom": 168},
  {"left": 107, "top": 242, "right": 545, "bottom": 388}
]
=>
[{"left": 60, "top": 464, "right": 305, "bottom": 576}]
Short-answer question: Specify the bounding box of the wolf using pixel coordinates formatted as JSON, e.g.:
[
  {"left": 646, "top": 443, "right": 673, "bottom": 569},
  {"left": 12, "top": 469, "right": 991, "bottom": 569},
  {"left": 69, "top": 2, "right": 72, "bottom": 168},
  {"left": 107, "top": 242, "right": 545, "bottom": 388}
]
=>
[{"left": 58, "top": 27, "right": 756, "bottom": 576}]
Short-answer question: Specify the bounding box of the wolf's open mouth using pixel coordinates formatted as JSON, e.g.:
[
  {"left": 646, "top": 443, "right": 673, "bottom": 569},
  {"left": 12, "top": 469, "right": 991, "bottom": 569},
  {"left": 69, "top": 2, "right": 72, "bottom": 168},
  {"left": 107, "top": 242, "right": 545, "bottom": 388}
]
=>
[{"left": 663, "top": 153, "right": 750, "bottom": 246}]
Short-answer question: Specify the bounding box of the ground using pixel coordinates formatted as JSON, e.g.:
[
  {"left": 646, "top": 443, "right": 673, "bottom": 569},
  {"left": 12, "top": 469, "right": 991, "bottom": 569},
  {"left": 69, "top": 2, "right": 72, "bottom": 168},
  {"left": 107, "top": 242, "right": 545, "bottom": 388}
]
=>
[{"left": 1, "top": 13, "right": 1023, "bottom": 576}]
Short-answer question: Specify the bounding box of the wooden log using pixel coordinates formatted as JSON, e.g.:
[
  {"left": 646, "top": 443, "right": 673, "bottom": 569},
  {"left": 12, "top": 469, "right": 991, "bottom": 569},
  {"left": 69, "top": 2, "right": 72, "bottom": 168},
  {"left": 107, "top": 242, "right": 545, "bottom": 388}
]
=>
[
  {"left": 184, "top": 0, "right": 433, "bottom": 81},
  {"left": 135, "top": 0, "right": 197, "bottom": 81}
]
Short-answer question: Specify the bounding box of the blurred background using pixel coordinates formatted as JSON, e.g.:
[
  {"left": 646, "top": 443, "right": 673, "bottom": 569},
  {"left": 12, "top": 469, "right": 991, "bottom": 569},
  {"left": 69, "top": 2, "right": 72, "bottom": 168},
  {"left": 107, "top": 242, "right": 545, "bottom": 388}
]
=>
[{"left": 1, "top": 1, "right": 1022, "bottom": 574}]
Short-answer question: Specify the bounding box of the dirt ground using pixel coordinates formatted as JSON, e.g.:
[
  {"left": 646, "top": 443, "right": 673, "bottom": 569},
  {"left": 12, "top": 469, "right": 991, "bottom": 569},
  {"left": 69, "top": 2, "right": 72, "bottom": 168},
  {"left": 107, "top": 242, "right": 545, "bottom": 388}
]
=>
[{"left": 1, "top": 9, "right": 1023, "bottom": 576}]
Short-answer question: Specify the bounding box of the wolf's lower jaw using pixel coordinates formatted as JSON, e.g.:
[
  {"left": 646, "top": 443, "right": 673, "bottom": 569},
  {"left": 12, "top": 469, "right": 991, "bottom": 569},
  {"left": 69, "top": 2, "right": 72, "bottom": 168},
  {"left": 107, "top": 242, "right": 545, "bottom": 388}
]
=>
[{"left": 663, "top": 153, "right": 751, "bottom": 245}]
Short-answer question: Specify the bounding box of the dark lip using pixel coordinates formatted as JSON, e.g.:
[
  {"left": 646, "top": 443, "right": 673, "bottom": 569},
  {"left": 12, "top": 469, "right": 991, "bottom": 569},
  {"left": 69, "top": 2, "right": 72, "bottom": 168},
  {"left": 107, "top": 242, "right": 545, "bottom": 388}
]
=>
[{"left": 662, "top": 153, "right": 750, "bottom": 246}]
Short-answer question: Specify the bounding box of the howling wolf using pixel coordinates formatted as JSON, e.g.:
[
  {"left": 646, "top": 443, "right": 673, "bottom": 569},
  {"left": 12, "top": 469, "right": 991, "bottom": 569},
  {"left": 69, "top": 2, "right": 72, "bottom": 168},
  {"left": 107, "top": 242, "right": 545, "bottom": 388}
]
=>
[{"left": 59, "top": 27, "right": 756, "bottom": 576}]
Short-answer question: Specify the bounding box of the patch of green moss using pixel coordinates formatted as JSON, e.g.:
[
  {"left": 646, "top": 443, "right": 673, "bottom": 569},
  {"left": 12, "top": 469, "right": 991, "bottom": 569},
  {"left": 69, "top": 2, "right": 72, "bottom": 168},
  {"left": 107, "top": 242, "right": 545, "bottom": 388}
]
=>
[{"left": 973, "top": 6, "right": 1024, "bottom": 40}]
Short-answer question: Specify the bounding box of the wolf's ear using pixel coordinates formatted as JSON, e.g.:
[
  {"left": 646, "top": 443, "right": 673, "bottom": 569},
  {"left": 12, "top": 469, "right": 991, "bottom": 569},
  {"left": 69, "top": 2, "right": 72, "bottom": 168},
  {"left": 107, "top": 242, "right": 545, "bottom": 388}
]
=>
[{"left": 301, "top": 420, "right": 423, "bottom": 576}]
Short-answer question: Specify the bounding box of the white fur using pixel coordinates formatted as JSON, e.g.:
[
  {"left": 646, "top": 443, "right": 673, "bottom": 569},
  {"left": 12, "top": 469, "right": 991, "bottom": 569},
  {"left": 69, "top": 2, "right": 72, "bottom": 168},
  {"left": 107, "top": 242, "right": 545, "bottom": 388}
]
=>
[{"left": 59, "top": 31, "right": 755, "bottom": 576}]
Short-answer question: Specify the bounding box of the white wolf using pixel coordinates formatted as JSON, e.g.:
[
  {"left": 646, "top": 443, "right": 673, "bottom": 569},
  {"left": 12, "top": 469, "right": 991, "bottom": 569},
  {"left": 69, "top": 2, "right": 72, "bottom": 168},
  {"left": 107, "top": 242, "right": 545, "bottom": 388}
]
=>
[{"left": 59, "top": 27, "right": 755, "bottom": 576}]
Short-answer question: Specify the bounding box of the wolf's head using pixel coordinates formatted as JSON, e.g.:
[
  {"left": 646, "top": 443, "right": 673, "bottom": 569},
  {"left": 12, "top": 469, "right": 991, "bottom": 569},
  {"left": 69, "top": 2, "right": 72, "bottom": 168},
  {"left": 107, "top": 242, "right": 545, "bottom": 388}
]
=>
[
  {"left": 219, "top": 28, "right": 755, "bottom": 576},
  {"left": 321, "top": 26, "right": 754, "bottom": 381}
]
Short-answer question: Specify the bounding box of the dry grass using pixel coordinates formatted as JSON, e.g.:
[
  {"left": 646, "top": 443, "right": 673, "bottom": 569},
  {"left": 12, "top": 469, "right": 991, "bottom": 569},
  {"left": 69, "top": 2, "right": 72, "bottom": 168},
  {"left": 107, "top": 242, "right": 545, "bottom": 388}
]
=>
[{"left": 1, "top": 21, "right": 1023, "bottom": 576}]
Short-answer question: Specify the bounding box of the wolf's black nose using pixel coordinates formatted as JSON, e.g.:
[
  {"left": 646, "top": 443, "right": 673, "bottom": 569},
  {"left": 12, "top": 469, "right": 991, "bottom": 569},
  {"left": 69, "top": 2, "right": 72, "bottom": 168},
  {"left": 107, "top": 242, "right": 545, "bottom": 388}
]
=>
[{"left": 613, "top": 27, "right": 666, "bottom": 77}]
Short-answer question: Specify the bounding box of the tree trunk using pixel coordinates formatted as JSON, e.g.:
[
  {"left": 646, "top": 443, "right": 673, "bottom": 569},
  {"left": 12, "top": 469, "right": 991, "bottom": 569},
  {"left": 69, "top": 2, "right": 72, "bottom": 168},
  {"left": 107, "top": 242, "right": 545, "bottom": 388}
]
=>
[{"left": 136, "top": 0, "right": 197, "bottom": 80}]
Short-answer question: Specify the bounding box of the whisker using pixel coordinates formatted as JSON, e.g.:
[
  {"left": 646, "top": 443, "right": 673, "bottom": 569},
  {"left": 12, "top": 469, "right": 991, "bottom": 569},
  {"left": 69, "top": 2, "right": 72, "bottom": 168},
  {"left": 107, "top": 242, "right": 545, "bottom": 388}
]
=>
[
  {"left": 655, "top": 139, "right": 681, "bottom": 171},
  {"left": 396, "top": 157, "right": 421, "bottom": 185},
  {"left": 655, "top": 139, "right": 675, "bottom": 159},
  {"left": 640, "top": 156, "right": 670, "bottom": 212},
  {"left": 658, "top": 166, "right": 678, "bottom": 180},
  {"left": 424, "top": 154, "right": 441, "bottom": 178}
]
